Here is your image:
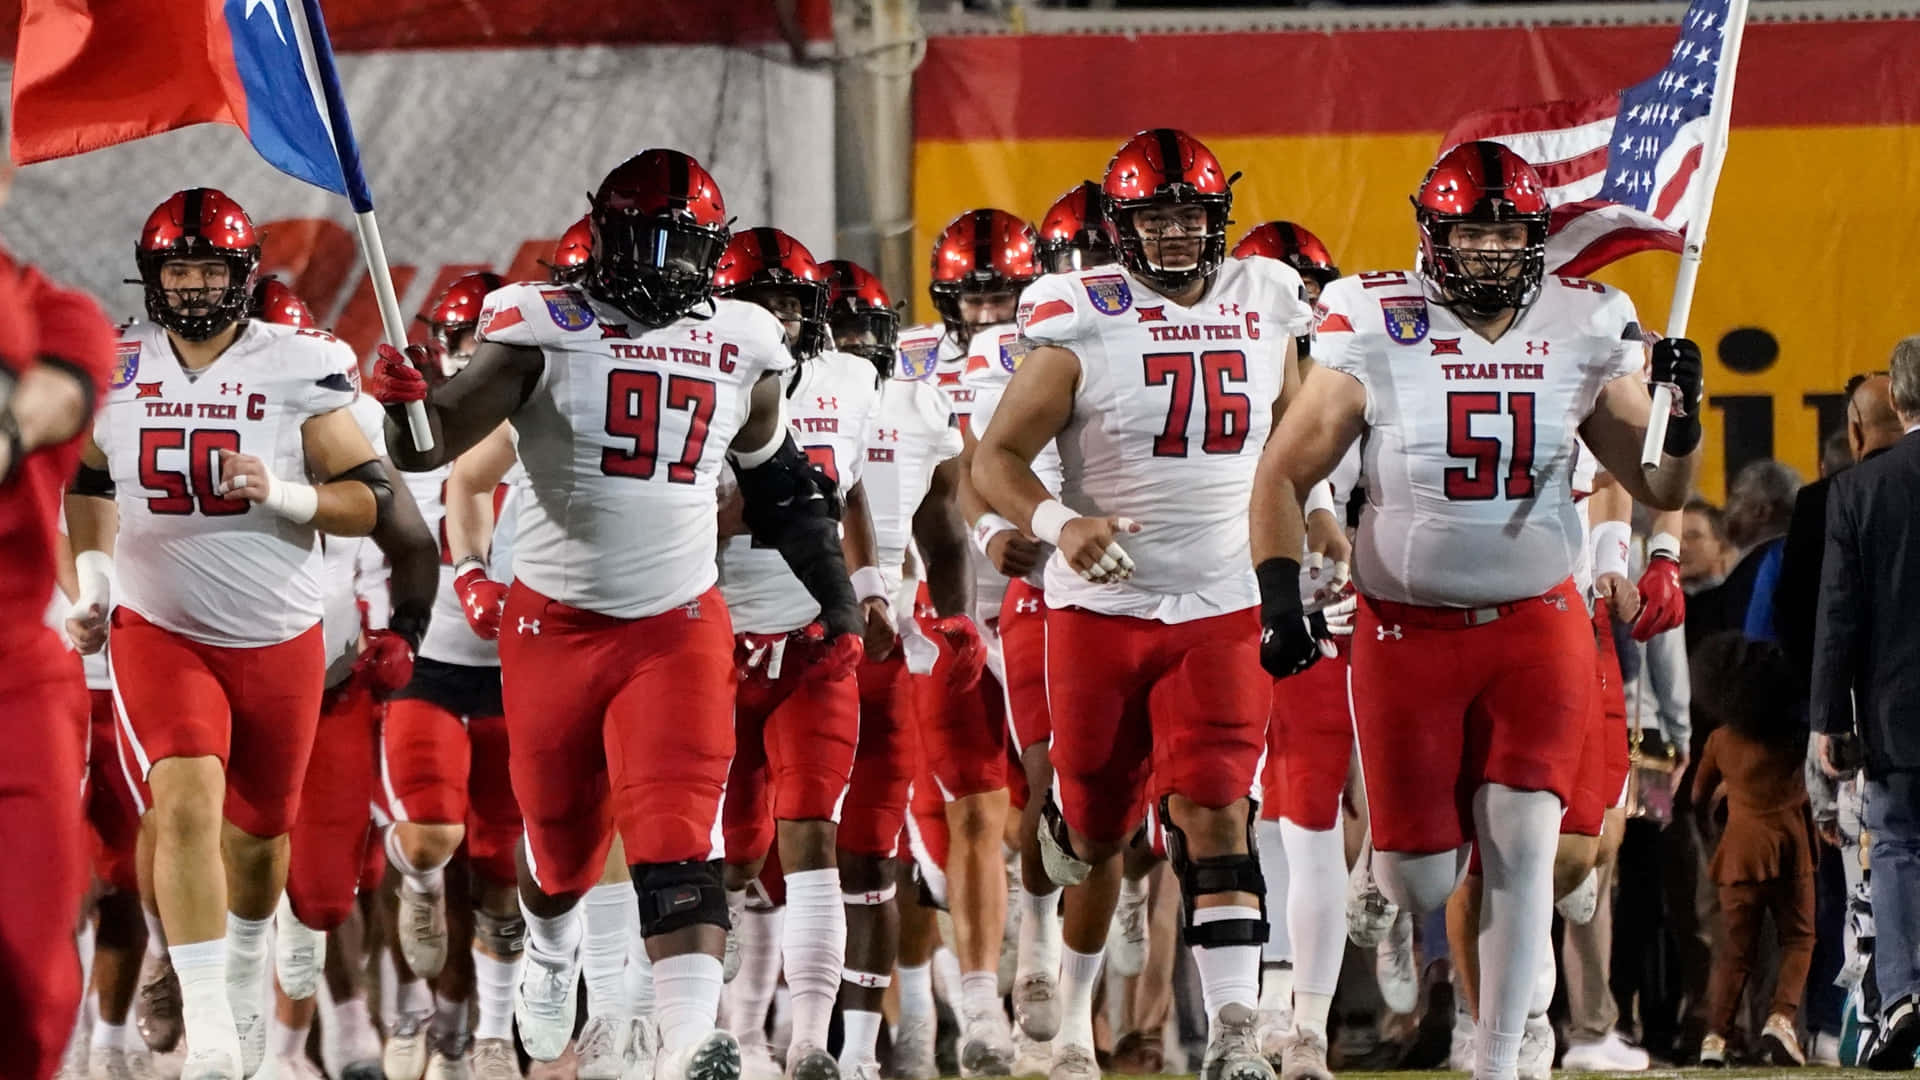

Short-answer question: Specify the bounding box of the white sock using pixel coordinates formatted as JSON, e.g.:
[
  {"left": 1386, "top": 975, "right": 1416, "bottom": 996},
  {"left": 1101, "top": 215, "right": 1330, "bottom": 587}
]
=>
[
  {"left": 432, "top": 990, "right": 470, "bottom": 1041},
  {"left": 1280, "top": 821, "right": 1348, "bottom": 1016},
  {"left": 378, "top": 951, "right": 400, "bottom": 1031},
  {"left": 1531, "top": 937, "right": 1556, "bottom": 1017},
  {"left": 1295, "top": 991, "right": 1334, "bottom": 1038},
  {"left": 1016, "top": 886, "right": 1062, "bottom": 982},
  {"left": 896, "top": 961, "right": 934, "bottom": 1026},
  {"left": 521, "top": 899, "right": 583, "bottom": 967},
  {"left": 724, "top": 906, "right": 784, "bottom": 1048},
  {"left": 932, "top": 946, "right": 964, "bottom": 1010},
  {"left": 170, "top": 939, "right": 237, "bottom": 1050},
  {"left": 226, "top": 912, "right": 270, "bottom": 970},
  {"left": 1192, "top": 905, "right": 1263, "bottom": 1025},
  {"left": 1056, "top": 946, "right": 1104, "bottom": 1049},
  {"left": 626, "top": 901, "right": 653, "bottom": 1017},
  {"left": 654, "top": 952, "right": 725, "bottom": 1055},
  {"left": 839, "top": 1008, "right": 884, "bottom": 1070},
  {"left": 395, "top": 972, "right": 432, "bottom": 1021},
  {"left": 1259, "top": 963, "right": 1294, "bottom": 1015},
  {"left": 782, "top": 869, "right": 847, "bottom": 1053},
  {"left": 1472, "top": 783, "right": 1562, "bottom": 1079},
  {"left": 961, "top": 970, "right": 1000, "bottom": 1026},
  {"left": 144, "top": 908, "right": 168, "bottom": 959},
  {"left": 90, "top": 1019, "right": 128, "bottom": 1053},
  {"left": 76, "top": 921, "right": 96, "bottom": 999},
  {"left": 386, "top": 828, "right": 447, "bottom": 895},
  {"left": 582, "top": 883, "right": 634, "bottom": 1020},
  {"left": 270, "top": 1013, "right": 309, "bottom": 1059},
  {"left": 473, "top": 947, "right": 517, "bottom": 1042},
  {"left": 1255, "top": 820, "right": 1291, "bottom": 964},
  {"left": 330, "top": 996, "right": 377, "bottom": 1055},
  {"left": 1119, "top": 872, "right": 1149, "bottom": 907}
]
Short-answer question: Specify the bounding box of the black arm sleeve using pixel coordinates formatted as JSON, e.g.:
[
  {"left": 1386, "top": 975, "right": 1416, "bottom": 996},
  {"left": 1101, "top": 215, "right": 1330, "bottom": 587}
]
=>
[
  {"left": 332, "top": 458, "right": 437, "bottom": 650},
  {"left": 734, "top": 433, "right": 861, "bottom": 638},
  {"left": 71, "top": 461, "right": 115, "bottom": 497}
]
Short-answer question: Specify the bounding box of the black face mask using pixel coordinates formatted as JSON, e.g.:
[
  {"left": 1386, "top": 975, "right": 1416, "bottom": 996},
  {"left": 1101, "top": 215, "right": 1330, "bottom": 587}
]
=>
[{"left": 588, "top": 214, "right": 729, "bottom": 326}]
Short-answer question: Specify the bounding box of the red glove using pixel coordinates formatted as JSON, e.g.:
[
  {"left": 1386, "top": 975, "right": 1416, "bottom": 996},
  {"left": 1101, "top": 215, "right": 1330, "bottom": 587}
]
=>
[
  {"left": 804, "top": 622, "right": 865, "bottom": 683},
  {"left": 366, "top": 343, "right": 430, "bottom": 404},
  {"left": 924, "top": 614, "right": 986, "bottom": 692},
  {"left": 455, "top": 565, "right": 507, "bottom": 641},
  {"left": 1631, "top": 555, "right": 1685, "bottom": 641},
  {"left": 355, "top": 629, "right": 415, "bottom": 698}
]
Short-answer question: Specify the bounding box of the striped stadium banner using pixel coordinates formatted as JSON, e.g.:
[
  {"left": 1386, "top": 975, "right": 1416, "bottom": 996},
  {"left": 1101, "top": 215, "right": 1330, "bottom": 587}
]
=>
[{"left": 912, "top": 6, "right": 1920, "bottom": 498}]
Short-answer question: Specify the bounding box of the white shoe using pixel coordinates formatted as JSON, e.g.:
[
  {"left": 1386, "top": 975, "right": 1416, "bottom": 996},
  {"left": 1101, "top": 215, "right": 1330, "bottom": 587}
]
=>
[
  {"left": 621, "top": 1020, "right": 657, "bottom": 1080},
  {"left": 1046, "top": 1044, "right": 1098, "bottom": 1080},
  {"left": 844, "top": 1062, "right": 882, "bottom": 1080},
  {"left": 471, "top": 1038, "right": 524, "bottom": 1080},
  {"left": 1256, "top": 1008, "right": 1292, "bottom": 1065},
  {"left": 656, "top": 1030, "right": 743, "bottom": 1080},
  {"left": 1554, "top": 868, "right": 1600, "bottom": 926},
  {"left": 227, "top": 970, "right": 267, "bottom": 1078},
  {"left": 180, "top": 1046, "right": 243, "bottom": 1080},
  {"left": 740, "top": 1044, "right": 783, "bottom": 1080},
  {"left": 274, "top": 897, "right": 327, "bottom": 1002},
  {"left": 398, "top": 882, "right": 449, "bottom": 980},
  {"left": 1560, "top": 1029, "right": 1650, "bottom": 1071},
  {"left": 576, "top": 1015, "right": 630, "bottom": 1080},
  {"left": 1011, "top": 1028, "right": 1051, "bottom": 1077},
  {"left": 429, "top": 1032, "right": 476, "bottom": 1080},
  {"left": 1447, "top": 1004, "right": 1474, "bottom": 1073},
  {"left": 723, "top": 893, "right": 746, "bottom": 984},
  {"left": 960, "top": 1011, "right": 1016, "bottom": 1077},
  {"left": 384, "top": 1014, "right": 432, "bottom": 1080},
  {"left": 1517, "top": 1013, "right": 1555, "bottom": 1080},
  {"left": 87, "top": 1047, "right": 159, "bottom": 1080},
  {"left": 516, "top": 943, "right": 582, "bottom": 1062},
  {"left": 1108, "top": 884, "right": 1149, "bottom": 979},
  {"left": 1345, "top": 850, "right": 1398, "bottom": 949},
  {"left": 1201, "top": 1004, "right": 1277, "bottom": 1080},
  {"left": 1376, "top": 910, "right": 1417, "bottom": 1015},
  {"left": 1012, "top": 973, "right": 1060, "bottom": 1042},
  {"left": 270, "top": 1055, "right": 326, "bottom": 1080},
  {"left": 320, "top": 1007, "right": 384, "bottom": 1080},
  {"left": 891, "top": 1017, "right": 937, "bottom": 1080},
  {"left": 1276, "top": 1027, "right": 1332, "bottom": 1080},
  {"left": 1812, "top": 1030, "right": 1843, "bottom": 1067}
]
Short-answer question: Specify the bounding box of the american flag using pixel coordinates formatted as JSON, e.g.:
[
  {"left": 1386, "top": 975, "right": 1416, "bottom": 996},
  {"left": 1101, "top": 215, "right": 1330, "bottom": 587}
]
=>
[{"left": 1440, "top": 0, "right": 1741, "bottom": 278}]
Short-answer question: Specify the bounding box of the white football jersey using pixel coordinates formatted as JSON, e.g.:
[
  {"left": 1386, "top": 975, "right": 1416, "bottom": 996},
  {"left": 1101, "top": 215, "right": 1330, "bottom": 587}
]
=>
[
  {"left": 1314, "top": 270, "right": 1643, "bottom": 608},
  {"left": 719, "top": 351, "right": 882, "bottom": 634},
  {"left": 963, "top": 322, "right": 1063, "bottom": 588},
  {"left": 477, "top": 283, "right": 792, "bottom": 619},
  {"left": 1019, "top": 259, "right": 1314, "bottom": 622},
  {"left": 903, "top": 321, "right": 1009, "bottom": 618},
  {"left": 96, "top": 320, "right": 361, "bottom": 647},
  {"left": 863, "top": 370, "right": 965, "bottom": 599},
  {"left": 401, "top": 458, "right": 528, "bottom": 668}
]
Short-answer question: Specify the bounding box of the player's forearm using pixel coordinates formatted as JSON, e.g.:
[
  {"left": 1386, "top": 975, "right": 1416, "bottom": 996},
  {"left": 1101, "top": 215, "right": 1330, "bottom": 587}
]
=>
[
  {"left": 368, "top": 461, "right": 438, "bottom": 645},
  {"left": 1251, "top": 470, "right": 1308, "bottom": 568},
  {"left": 310, "top": 480, "right": 379, "bottom": 536},
  {"left": 1639, "top": 448, "right": 1700, "bottom": 513},
  {"left": 954, "top": 443, "right": 993, "bottom": 525},
  {"left": 8, "top": 365, "right": 94, "bottom": 453},
  {"left": 913, "top": 502, "right": 973, "bottom": 618},
  {"left": 63, "top": 492, "right": 118, "bottom": 556},
  {"left": 971, "top": 443, "right": 1056, "bottom": 537},
  {"left": 840, "top": 485, "right": 879, "bottom": 572}
]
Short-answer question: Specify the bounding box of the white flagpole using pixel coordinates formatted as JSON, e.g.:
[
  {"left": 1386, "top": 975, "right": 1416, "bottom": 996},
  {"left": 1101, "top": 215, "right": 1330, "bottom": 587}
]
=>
[{"left": 1642, "top": 0, "right": 1749, "bottom": 469}]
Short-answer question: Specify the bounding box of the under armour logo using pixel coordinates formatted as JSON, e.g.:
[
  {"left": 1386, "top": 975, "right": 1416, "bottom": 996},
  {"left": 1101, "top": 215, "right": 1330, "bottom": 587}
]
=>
[
  {"left": 220, "top": 382, "right": 244, "bottom": 396},
  {"left": 1544, "top": 593, "right": 1568, "bottom": 611},
  {"left": 1525, "top": 341, "right": 1550, "bottom": 356},
  {"left": 864, "top": 891, "right": 884, "bottom": 904},
  {"left": 1376, "top": 624, "right": 1403, "bottom": 641},
  {"left": 1218, "top": 303, "right": 1241, "bottom": 316},
  {"left": 689, "top": 329, "right": 714, "bottom": 343},
  {"left": 847, "top": 970, "right": 886, "bottom": 988},
  {"left": 683, "top": 598, "right": 702, "bottom": 619},
  {"left": 817, "top": 396, "right": 838, "bottom": 410},
  {"left": 518, "top": 618, "right": 541, "bottom": 636},
  {"left": 875, "top": 428, "right": 899, "bottom": 442},
  {"left": 1015, "top": 598, "right": 1040, "bottom": 613}
]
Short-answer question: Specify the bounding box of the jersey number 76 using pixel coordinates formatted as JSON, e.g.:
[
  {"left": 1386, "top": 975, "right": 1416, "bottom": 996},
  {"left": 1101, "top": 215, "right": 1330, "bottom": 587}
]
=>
[{"left": 1143, "top": 350, "right": 1251, "bottom": 457}]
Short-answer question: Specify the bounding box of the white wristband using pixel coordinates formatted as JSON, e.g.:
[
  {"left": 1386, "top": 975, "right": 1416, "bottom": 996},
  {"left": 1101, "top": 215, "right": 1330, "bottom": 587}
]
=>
[
  {"left": 1591, "top": 520, "right": 1632, "bottom": 581},
  {"left": 261, "top": 471, "right": 319, "bottom": 524},
  {"left": 72, "top": 549, "right": 113, "bottom": 613},
  {"left": 454, "top": 555, "right": 487, "bottom": 578},
  {"left": 1028, "top": 499, "right": 1080, "bottom": 547},
  {"left": 972, "top": 513, "right": 1017, "bottom": 556},
  {"left": 1647, "top": 531, "right": 1681, "bottom": 562},
  {"left": 850, "top": 566, "right": 890, "bottom": 605},
  {"left": 1303, "top": 480, "right": 1338, "bottom": 519}
]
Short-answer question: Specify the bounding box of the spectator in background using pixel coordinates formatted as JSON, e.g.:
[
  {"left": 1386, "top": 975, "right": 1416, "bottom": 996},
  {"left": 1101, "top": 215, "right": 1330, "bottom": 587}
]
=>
[
  {"left": 1723, "top": 459, "right": 1802, "bottom": 641},
  {"left": 1812, "top": 337, "right": 1920, "bottom": 1070},
  {"left": 1691, "top": 633, "right": 1817, "bottom": 1067},
  {"left": 1822, "top": 428, "right": 1855, "bottom": 481},
  {"left": 1681, "top": 499, "right": 1735, "bottom": 594}
]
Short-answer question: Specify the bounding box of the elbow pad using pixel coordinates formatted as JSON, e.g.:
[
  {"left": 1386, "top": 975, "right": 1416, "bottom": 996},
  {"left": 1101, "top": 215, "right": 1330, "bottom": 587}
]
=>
[
  {"left": 71, "top": 462, "right": 115, "bottom": 497},
  {"left": 330, "top": 459, "right": 395, "bottom": 525},
  {"left": 734, "top": 433, "right": 844, "bottom": 537}
]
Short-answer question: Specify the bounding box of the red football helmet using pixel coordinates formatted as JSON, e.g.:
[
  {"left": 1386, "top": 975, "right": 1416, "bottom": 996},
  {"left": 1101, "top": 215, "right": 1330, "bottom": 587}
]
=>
[
  {"left": 927, "top": 209, "right": 1040, "bottom": 341},
  {"left": 1415, "top": 141, "right": 1551, "bottom": 315},
  {"left": 587, "top": 149, "right": 730, "bottom": 325},
  {"left": 137, "top": 188, "right": 262, "bottom": 341},
  {"left": 1102, "top": 129, "right": 1235, "bottom": 288},
  {"left": 1037, "top": 181, "right": 1118, "bottom": 274},
  {"left": 248, "top": 278, "right": 314, "bottom": 329},
  {"left": 549, "top": 215, "right": 592, "bottom": 285},
  {"left": 822, "top": 259, "right": 898, "bottom": 375},
  {"left": 1232, "top": 221, "right": 1340, "bottom": 288},
  {"left": 423, "top": 271, "right": 505, "bottom": 371},
  {"left": 712, "top": 227, "right": 831, "bottom": 359}
]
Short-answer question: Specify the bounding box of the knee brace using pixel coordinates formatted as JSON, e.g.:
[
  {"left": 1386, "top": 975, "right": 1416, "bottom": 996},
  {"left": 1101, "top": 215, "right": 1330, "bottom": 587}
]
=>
[
  {"left": 474, "top": 908, "right": 526, "bottom": 958},
  {"left": 1038, "top": 790, "right": 1092, "bottom": 888},
  {"left": 631, "top": 859, "right": 730, "bottom": 936},
  {"left": 1159, "top": 795, "right": 1268, "bottom": 949}
]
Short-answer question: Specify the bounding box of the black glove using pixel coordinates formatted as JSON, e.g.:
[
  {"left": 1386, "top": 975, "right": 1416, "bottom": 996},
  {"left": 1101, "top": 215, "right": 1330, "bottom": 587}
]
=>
[
  {"left": 1650, "top": 336, "right": 1704, "bottom": 456},
  {"left": 1255, "top": 557, "right": 1323, "bottom": 679}
]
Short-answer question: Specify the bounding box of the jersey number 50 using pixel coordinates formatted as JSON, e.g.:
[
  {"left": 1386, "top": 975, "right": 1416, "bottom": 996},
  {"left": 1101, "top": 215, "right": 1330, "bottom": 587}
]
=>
[
  {"left": 601, "top": 371, "right": 718, "bottom": 483},
  {"left": 1143, "top": 350, "right": 1252, "bottom": 457},
  {"left": 1444, "top": 391, "right": 1536, "bottom": 501},
  {"left": 139, "top": 428, "right": 249, "bottom": 516}
]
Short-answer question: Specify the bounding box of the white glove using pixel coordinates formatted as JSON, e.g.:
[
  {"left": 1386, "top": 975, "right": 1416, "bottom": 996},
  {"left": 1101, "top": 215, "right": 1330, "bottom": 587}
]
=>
[
  {"left": 1298, "top": 550, "right": 1351, "bottom": 612},
  {"left": 65, "top": 550, "right": 114, "bottom": 655},
  {"left": 1321, "top": 592, "right": 1357, "bottom": 638}
]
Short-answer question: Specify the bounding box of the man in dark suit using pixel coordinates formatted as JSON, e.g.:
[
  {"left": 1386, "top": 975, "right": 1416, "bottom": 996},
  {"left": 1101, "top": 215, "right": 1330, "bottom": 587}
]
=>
[
  {"left": 1777, "top": 374, "right": 1903, "bottom": 682},
  {"left": 1812, "top": 339, "right": 1920, "bottom": 1069}
]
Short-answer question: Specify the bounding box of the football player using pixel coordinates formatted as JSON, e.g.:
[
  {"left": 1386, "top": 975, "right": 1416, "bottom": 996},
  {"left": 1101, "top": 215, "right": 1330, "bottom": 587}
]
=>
[
  {"left": 974, "top": 128, "right": 1318, "bottom": 1080},
  {"left": 821, "top": 259, "right": 974, "bottom": 1080},
  {"left": 65, "top": 189, "right": 424, "bottom": 1080},
  {"left": 1034, "top": 182, "right": 1117, "bottom": 275},
  {"left": 1250, "top": 141, "right": 1702, "bottom": 1080},
  {"left": 367, "top": 151, "right": 865, "bottom": 1080},
  {"left": 1231, "top": 222, "right": 1340, "bottom": 307},
  {"left": 711, "top": 226, "right": 885, "bottom": 1080},
  {"left": 0, "top": 244, "right": 118, "bottom": 1080},
  {"left": 909, "top": 207, "right": 1038, "bottom": 1076}
]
